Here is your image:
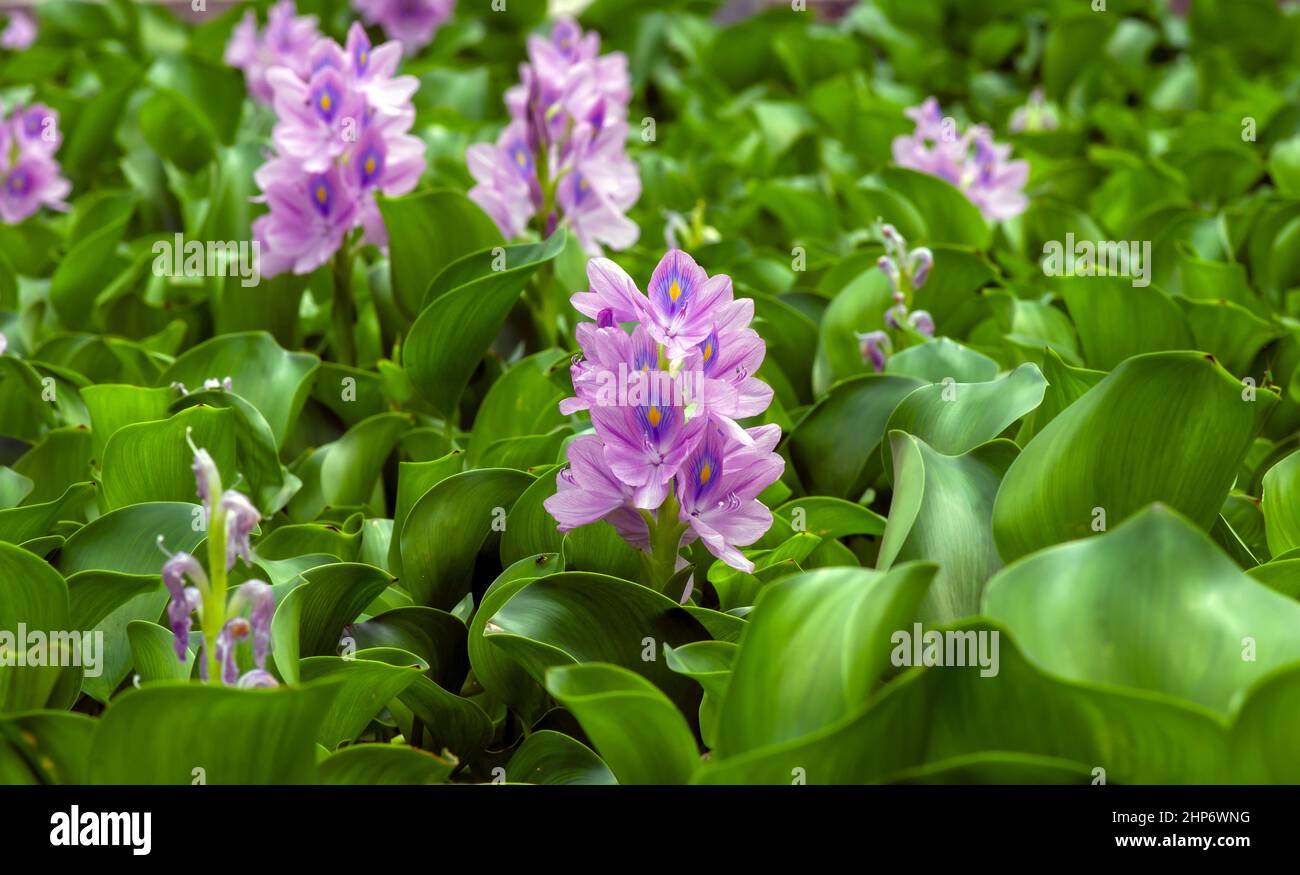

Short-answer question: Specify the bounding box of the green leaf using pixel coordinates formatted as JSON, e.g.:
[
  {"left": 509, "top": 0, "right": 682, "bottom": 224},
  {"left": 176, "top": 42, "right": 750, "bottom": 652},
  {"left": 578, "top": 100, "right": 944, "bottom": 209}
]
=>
[
  {"left": 505, "top": 729, "right": 615, "bottom": 785},
  {"left": 879, "top": 435, "right": 1019, "bottom": 623},
  {"left": 0, "top": 542, "right": 78, "bottom": 712},
  {"left": 100, "top": 405, "right": 236, "bottom": 510},
  {"left": 88, "top": 681, "right": 341, "bottom": 784},
  {"left": 404, "top": 234, "right": 566, "bottom": 417},
  {"left": 299, "top": 649, "right": 426, "bottom": 750},
  {"left": 788, "top": 374, "right": 925, "bottom": 498},
  {"left": 399, "top": 468, "right": 534, "bottom": 609},
  {"left": 318, "top": 744, "right": 456, "bottom": 785},
  {"left": 715, "top": 563, "right": 935, "bottom": 758},
  {"left": 159, "top": 332, "right": 319, "bottom": 449},
  {"left": 984, "top": 505, "right": 1300, "bottom": 714},
  {"left": 545, "top": 663, "right": 700, "bottom": 785},
  {"left": 992, "top": 352, "right": 1267, "bottom": 563},
  {"left": 376, "top": 189, "right": 503, "bottom": 319},
  {"left": 485, "top": 571, "right": 713, "bottom": 718},
  {"left": 127, "top": 620, "right": 195, "bottom": 684},
  {"left": 1260, "top": 448, "right": 1300, "bottom": 557},
  {"left": 881, "top": 363, "right": 1045, "bottom": 473}
]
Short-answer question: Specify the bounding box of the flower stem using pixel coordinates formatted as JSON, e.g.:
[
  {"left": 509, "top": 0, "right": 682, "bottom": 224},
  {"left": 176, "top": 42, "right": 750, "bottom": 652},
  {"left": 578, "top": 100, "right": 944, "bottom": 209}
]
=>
[
  {"left": 332, "top": 250, "right": 357, "bottom": 368},
  {"left": 640, "top": 488, "right": 687, "bottom": 593},
  {"left": 204, "top": 504, "right": 227, "bottom": 685}
]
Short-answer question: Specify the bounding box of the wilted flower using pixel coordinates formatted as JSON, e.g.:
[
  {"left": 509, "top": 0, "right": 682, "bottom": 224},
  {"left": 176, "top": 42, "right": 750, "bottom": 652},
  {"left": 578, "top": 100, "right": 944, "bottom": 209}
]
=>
[
  {"left": 353, "top": 0, "right": 455, "bottom": 56},
  {"left": 224, "top": 0, "right": 320, "bottom": 106},
  {"left": 1008, "top": 88, "right": 1059, "bottom": 134},
  {"left": 857, "top": 329, "right": 891, "bottom": 373},
  {"left": 251, "top": 22, "right": 425, "bottom": 276},
  {"left": 545, "top": 249, "right": 784, "bottom": 581},
  {"left": 0, "top": 9, "right": 36, "bottom": 51},
  {"left": 468, "top": 18, "right": 640, "bottom": 255},
  {"left": 0, "top": 104, "right": 71, "bottom": 224},
  {"left": 858, "top": 223, "right": 937, "bottom": 372},
  {"left": 892, "top": 97, "right": 1028, "bottom": 222},
  {"left": 160, "top": 433, "right": 273, "bottom": 685}
]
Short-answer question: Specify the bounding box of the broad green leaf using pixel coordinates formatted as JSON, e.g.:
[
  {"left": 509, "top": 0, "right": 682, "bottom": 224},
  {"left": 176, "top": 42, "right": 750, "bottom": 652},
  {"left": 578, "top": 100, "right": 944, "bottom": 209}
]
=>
[
  {"left": 399, "top": 468, "right": 534, "bottom": 609},
  {"left": 404, "top": 234, "right": 566, "bottom": 417},
  {"left": 318, "top": 744, "right": 456, "bottom": 785},
  {"left": 88, "top": 681, "right": 340, "bottom": 784},
  {"left": 992, "top": 352, "right": 1267, "bottom": 562},
  {"left": 505, "top": 729, "right": 615, "bottom": 785},
  {"left": 159, "top": 332, "right": 319, "bottom": 449},
  {"left": 545, "top": 662, "right": 700, "bottom": 785},
  {"left": 715, "top": 563, "right": 935, "bottom": 758},
  {"left": 985, "top": 505, "right": 1300, "bottom": 714}
]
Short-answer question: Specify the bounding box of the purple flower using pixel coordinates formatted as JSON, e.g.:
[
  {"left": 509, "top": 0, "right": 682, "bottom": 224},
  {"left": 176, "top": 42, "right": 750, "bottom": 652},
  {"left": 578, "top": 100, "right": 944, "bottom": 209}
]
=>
[
  {"left": 675, "top": 424, "right": 784, "bottom": 574},
  {"left": 469, "top": 19, "right": 639, "bottom": 255},
  {"left": 353, "top": 0, "right": 455, "bottom": 57},
  {"left": 245, "top": 581, "right": 275, "bottom": 670},
  {"left": 219, "top": 490, "right": 261, "bottom": 571},
  {"left": 0, "top": 154, "right": 70, "bottom": 224},
  {"left": 216, "top": 617, "right": 251, "bottom": 685},
  {"left": 542, "top": 435, "right": 649, "bottom": 550},
  {"left": 0, "top": 9, "right": 36, "bottom": 51},
  {"left": 237, "top": 669, "right": 279, "bottom": 689},
  {"left": 908, "top": 310, "right": 935, "bottom": 337},
  {"left": 892, "top": 97, "right": 1029, "bottom": 222},
  {"left": 253, "top": 159, "right": 362, "bottom": 276},
  {"left": 908, "top": 247, "right": 933, "bottom": 288},
  {"left": 857, "top": 330, "right": 891, "bottom": 372},
  {"left": 161, "top": 551, "right": 208, "bottom": 660},
  {"left": 224, "top": 0, "right": 320, "bottom": 106},
  {"left": 548, "top": 249, "right": 782, "bottom": 577},
  {"left": 250, "top": 23, "right": 424, "bottom": 276}
]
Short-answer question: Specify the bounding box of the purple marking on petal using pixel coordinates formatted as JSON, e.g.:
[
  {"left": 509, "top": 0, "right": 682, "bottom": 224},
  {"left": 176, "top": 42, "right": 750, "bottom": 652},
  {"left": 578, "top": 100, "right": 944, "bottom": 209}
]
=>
[{"left": 597, "top": 308, "right": 616, "bottom": 329}]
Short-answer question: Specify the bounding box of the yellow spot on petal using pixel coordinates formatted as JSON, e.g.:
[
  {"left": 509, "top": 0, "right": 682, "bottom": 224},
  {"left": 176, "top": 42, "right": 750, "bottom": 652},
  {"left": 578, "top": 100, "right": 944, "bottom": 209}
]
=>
[
  {"left": 315, "top": 185, "right": 328, "bottom": 204},
  {"left": 700, "top": 462, "right": 712, "bottom": 483},
  {"left": 669, "top": 280, "right": 682, "bottom": 301},
  {"left": 359, "top": 50, "right": 368, "bottom": 66},
  {"left": 320, "top": 93, "right": 332, "bottom": 112},
  {"left": 703, "top": 343, "right": 713, "bottom": 362},
  {"left": 365, "top": 156, "right": 376, "bottom": 175},
  {"left": 647, "top": 406, "right": 662, "bottom": 428},
  {"left": 515, "top": 150, "right": 527, "bottom": 167}
]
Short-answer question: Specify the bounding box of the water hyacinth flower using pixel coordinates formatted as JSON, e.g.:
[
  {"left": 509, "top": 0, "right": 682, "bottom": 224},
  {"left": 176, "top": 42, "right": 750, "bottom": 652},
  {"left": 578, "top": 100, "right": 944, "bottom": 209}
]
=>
[
  {"left": 157, "top": 431, "right": 273, "bottom": 685},
  {"left": 857, "top": 223, "right": 936, "bottom": 372},
  {"left": 0, "top": 9, "right": 36, "bottom": 51},
  {"left": 1008, "top": 87, "right": 1059, "bottom": 134},
  {"left": 249, "top": 22, "right": 425, "bottom": 277},
  {"left": 892, "top": 97, "right": 1029, "bottom": 221},
  {"left": 353, "top": 0, "right": 455, "bottom": 56},
  {"left": 0, "top": 104, "right": 71, "bottom": 224},
  {"left": 224, "top": 0, "right": 320, "bottom": 106},
  {"left": 544, "top": 249, "right": 785, "bottom": 581},
  {"left": 468, "top": 18, "right": 640, "bottom": 256}
]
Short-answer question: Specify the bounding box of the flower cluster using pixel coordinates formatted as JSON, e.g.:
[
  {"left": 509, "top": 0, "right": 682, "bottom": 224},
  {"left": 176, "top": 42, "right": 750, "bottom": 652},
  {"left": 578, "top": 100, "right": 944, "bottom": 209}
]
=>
[
  {"left": 857, "top": 224, "right": 934, "bottom": 372},
  {"left": 158, "top": 431, "right": 275, "bottom": 687},
  {"left": 224, "top": 0, "right": 320, "bottom": 106},
  {"left": 468, "top": 18, "right": 640, "bottom": 256},
  {"left": 544, "top": 250, "right": 783, "bottom": 581},
  {"left": 0, "top": 103, "right": 71, "bottom": 225},
  {"left": 353, "top": 0, "right": 455, "bottom": 56},
  {"left": 1, "top": 8, "right": 35, "bottom": 51},
  {"left": 1008, "top": 88, "right": 1059, "bottom": 134},
  {"left": 243, "top": 21, "right": 425, "bottom": 277},
  {"left": 892, "top": 97, "right": 1029, "bottom": 222}
]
